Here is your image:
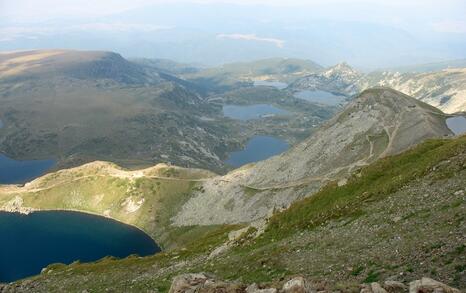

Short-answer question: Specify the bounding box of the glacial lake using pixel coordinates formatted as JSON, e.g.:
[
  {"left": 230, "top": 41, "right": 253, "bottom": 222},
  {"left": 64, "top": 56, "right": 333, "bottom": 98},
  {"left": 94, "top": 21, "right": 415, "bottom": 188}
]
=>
[
  {"left": 223, "top": 104, "right": 288, "bottom": 120},
  {"left": 0, "top": 119, "right": 55, "bottom": 184},
  {"left": 0, "top": 211, "right": 160, "bottom": 282},
  {"left": 446, "top": 116, "right": 466, "bottom": 135},
  {"left": 294, "top": 90, "right": 346, "bottom": 106},
  {"left": 0, "top": 155, "right": 56, "bottom": 184},
  {"left": 253, "top": 80, "right": 288, "bottom": 90},
  {"left": 226, "top": 135, "right": 289, "bottom": 167}
]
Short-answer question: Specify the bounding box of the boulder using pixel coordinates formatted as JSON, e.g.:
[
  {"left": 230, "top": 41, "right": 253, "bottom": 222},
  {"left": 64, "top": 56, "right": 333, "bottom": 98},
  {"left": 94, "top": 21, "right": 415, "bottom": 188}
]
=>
[
  {"left": 282, "top": 277, "right": 314, "bottom": 293},
  {"left": 246, "top": 283, "right": 277, "bottom": 293},
  {"left": 360, "top": 284, "right": 373, "bottom": 293},
  {"left": 169, "top": 273, "right": 209, "bottom": 293},
  {"left": 371, "top": 282, "right": 388, "bottom": 293},
  {"left": 168, "top": 273, "right": 244, "bottom": 293},
  {"left": 383, "top": 281, "right": 408, "bottom": 293},
  {"left": 409, "top": 278, "right": 461, "bottom": 293}
]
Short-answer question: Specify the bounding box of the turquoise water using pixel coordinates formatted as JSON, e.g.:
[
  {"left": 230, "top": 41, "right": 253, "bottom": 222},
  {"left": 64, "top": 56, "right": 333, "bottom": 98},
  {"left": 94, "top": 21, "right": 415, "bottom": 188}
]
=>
[
  {"left": 0, "top": 211, "right": 160, "bottom": 282},
  {"left": 223, "top": 104, "right": 288, "bottom": 120},
  {"left": 226, "top": 135, "right": 289, "bottom": 167},
  {"left": 293, "top": 90, "right": 345, "bottom": 105},
  {"left": 253, "top": 80, "right": 288, "bottom": 90},
  {"left": 446, "top": 116, "right": 466, "bottom": 135}
]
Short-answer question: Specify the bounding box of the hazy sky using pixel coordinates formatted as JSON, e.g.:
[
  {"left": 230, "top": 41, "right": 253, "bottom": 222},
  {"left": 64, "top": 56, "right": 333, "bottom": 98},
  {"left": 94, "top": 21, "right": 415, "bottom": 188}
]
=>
[
  {"left": 1, "top": 0, "right": 465, "bottom": 67},
  {"left": 2, "top": 0, "right": 466, "bottom": 33}
]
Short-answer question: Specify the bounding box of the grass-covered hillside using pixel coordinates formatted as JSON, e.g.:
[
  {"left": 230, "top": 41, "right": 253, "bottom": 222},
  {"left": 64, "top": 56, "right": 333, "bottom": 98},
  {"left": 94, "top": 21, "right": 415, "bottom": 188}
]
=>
[
  {"left": 0, "top": 162, "right": 221, "bottom": 250},
  {"left": 3, "top": 135, "right": 465, "bottom": 292}
]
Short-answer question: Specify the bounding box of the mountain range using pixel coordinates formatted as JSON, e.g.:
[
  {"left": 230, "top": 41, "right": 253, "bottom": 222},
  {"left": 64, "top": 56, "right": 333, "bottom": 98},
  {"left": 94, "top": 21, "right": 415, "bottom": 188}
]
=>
[
  {"left": 0, "top": 49, "right": 464, "bottom": 292},
  {"left": 1, "top": 86, "right": 464, "bottom": 292},
  {"left": 288, "top": 62, "right": 466, "bottom": 114}
]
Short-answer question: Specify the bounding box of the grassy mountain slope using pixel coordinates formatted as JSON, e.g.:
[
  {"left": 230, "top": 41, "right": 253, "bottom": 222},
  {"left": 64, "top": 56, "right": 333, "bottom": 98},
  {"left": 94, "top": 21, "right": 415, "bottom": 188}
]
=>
[
  {"left": 0, "top": 162, "right": 219, "bottom": 249},
  {"left": 2, "top": 135, "right": 464, "bottom": 292}
]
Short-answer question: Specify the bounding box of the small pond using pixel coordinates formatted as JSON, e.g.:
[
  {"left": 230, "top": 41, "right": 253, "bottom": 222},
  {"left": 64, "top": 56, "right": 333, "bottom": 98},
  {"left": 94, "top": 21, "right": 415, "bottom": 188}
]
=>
[
  {"left": 0, "top": 211, "right": 160, "bottom": 282},
  {"left": 226, "top": 135, "right": 289, "bottom": 167},
  {"left": 253, "top": 80, "right": 288, "bottom": 90},
  {"left": 223, "top": 104, "right": 288, "bottom": 121},
  {"left": 446, "top": 116, "right": 466, "bottom": 135},
  {"left": 293, "top": 90, "right": 346, "bottom": 106}
]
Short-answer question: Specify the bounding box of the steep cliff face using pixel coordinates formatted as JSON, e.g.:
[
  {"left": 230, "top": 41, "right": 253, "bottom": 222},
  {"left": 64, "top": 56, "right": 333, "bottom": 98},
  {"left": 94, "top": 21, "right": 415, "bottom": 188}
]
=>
[{"left": 172, "top": 88, "right": 453, "bottom": 226}]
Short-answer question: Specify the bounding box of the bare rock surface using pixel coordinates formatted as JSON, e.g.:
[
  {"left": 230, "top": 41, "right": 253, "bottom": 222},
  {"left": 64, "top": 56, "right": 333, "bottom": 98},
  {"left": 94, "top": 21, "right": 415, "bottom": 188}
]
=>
[{"left": 408, "top": 277, "right": 461, "bottom": 293}]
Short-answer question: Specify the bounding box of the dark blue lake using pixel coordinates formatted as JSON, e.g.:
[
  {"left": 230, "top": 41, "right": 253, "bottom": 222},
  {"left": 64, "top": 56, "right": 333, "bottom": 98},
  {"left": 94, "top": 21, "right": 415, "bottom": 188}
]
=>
[
  {"left": 0, "top": 155, "right": 56, "bottom": 184},
  {"left": 223, "top": 104, "right": 288, "bottom": 120},
  {"left": 446, "top": 116, "right": 466, "bottom": 135},
  {"left": 0, "top": 211, "right": 160, "bottom": 282},
  {"left": 226, "top": 135, "right": 289, "bottom": 167},
  {"left": 0, "top": 119, "right": 55, "bottom": 184},
  {"left": 254, "top": 80, "right": 288, "bottom": 90},
  {"left": 294, "top": 90, "right": 346, "bottom": 106}
]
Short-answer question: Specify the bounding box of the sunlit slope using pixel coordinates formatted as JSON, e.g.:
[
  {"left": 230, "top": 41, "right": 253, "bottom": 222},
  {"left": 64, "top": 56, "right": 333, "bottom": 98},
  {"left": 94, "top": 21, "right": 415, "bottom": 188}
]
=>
[{"left": 0, "top": 162, "right": 216, "bottom": 249}]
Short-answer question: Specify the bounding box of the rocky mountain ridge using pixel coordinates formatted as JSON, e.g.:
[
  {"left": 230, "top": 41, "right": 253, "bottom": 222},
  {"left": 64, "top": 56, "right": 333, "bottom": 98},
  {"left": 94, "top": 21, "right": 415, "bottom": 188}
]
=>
[
  {"left": 172, "top": 87, "right": 453, "bottom": 226},
  {"left": 288, "top": 63, "right": 466, "bottom": 114}
]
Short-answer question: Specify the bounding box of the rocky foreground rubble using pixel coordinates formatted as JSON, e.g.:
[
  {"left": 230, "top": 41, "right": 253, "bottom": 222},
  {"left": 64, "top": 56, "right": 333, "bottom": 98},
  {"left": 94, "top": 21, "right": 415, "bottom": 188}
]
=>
[{"left": 168, "top": 273, "right": 462, "bottom": 293}]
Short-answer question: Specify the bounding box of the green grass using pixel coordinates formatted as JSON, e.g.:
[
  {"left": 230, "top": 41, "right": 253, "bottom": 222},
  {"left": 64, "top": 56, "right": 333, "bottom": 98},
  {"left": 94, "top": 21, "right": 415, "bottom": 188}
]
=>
[
  {"left": 260, "top": 136, "right": 466, "bottom": 241},
  {"left": 363, "top": 271, "right": 380, "bottom": 283}
]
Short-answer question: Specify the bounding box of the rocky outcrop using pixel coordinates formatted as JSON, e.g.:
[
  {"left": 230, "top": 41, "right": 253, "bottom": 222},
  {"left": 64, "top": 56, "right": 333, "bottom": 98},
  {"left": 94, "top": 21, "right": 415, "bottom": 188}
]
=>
[
  {"left": 168, "top": 273, "right": 244, "bottom": 293},
  {"left": 409, "top": 278, "right": 461, "bottom": 293},
  {"left": 281, "top": 277, "right": 313, "bottom": 293},
  {"left": 382, "top": 281, "right": 408, "bottom": 293},
  {"left": 288, "top": 62, "right": 364, "bottom": 96},
  {"left": 0, "top": 196, "right": 34, "bottom": 214},
  {"left": 167, "top": 274, "right": 461, "bottom": 293}
]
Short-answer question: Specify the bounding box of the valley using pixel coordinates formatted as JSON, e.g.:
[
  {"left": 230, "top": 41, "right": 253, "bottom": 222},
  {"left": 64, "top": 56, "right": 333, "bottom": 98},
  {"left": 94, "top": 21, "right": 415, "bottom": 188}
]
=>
[
  {"left": 0, "top": 50, "right": 465, "bottom": 293},
  {"left": 0, "top": 50, "right": 336, "bottom": 176},
  {"left": 1, "top": 1, "right": 466, "bottom": 292},
  {"left": 1, "top": 131, "right": 464, "bottom": 292}
]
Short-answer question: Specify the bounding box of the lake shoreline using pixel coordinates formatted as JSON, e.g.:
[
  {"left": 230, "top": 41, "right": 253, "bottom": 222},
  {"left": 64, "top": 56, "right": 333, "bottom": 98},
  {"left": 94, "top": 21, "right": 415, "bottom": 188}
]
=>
[{"left": 0, "top": 207, "right": 158, "bottom": 244}]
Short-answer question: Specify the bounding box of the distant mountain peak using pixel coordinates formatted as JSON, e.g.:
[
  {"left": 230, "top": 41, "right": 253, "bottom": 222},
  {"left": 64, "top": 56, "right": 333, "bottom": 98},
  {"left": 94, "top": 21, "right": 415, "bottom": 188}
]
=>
[
  {"left": 0, "top": 49, "right": 161, "bottom": 84},
  {"left": 324, "top": 62, "right": 360, "bottom": 77}
]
